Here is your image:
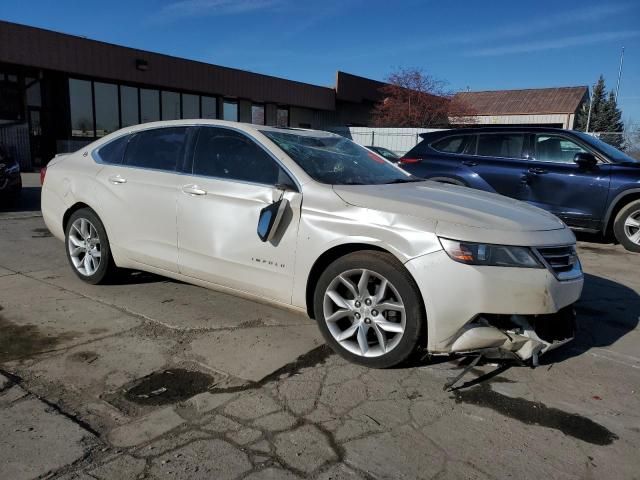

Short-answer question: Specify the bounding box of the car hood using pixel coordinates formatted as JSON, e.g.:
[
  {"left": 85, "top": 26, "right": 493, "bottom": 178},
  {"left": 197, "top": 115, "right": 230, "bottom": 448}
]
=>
[{"left": 333, "top": 181, "right": 572, "bottom": 245}]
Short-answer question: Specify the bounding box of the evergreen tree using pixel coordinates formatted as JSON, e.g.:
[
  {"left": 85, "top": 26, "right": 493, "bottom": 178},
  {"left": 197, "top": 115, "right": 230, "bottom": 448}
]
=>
[{"left": 574, "top": 75, "right": 625, "bottom": 149}]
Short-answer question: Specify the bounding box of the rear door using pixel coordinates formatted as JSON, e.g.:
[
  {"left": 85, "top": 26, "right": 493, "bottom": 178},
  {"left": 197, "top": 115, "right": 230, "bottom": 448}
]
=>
[
  {"left": 463, "top": 132, "right": 532, "bottom": 199},
  {"left": 520, "top": 133, "right": 611, "bottom": 230},
  {"left": 95, "top": 127, "right": 192, "bottom": 272},
  {"left": 176, "top": 126, "right": 302, "bottom": 303}
]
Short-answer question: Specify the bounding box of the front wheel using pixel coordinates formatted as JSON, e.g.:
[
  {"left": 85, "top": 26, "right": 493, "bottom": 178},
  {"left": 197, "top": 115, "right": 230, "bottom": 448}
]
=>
[
  {"left": 613, "top": 199, "right": 640, "bottom": 253},
  {"left": 313, "top": 251, "right": 426, "bottom": 368}
]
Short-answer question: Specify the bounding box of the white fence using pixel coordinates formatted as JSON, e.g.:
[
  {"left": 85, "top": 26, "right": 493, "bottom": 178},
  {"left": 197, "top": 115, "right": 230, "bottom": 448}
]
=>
[{"left": 328, "top": 127, "right": 444, "bottom": 155}]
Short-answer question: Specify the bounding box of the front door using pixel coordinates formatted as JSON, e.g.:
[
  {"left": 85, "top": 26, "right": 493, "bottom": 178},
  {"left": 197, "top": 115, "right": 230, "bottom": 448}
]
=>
[
  {"left": 520, "top": 133, "right": 611, "bottom": 230},
  {"left": 177, "top": 126, "right": 301, "bottom": 303}
]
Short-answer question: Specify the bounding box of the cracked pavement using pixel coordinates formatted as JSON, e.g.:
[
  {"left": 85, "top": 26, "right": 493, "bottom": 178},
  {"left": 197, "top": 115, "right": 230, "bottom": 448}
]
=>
[{"left": 1, "top": 174, "right": 639, "bottom": 479}]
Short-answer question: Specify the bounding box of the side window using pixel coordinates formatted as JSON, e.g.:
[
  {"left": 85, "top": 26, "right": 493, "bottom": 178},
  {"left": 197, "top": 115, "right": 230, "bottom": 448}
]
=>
[
  {"left": 96, "top": 135, "right": 129, "bottom": 164},
  {"left": 477, "top": 134, "right": 525, "bottom": 159},
  {"left": 431, "top": 135, "right": 471, "bottom": 154},
  {"left": 123, "top": 127, "right": 187, "bottom": 171},
  {"left": 535, "top": 135, "right": 588, "bottom": 163},
  {"left": 193, "top": 127, "right": 287, "bottom": 185}
]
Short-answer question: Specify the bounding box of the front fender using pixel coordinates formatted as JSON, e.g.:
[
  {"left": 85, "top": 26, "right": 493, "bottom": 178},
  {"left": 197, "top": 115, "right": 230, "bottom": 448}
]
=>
[{"left": 290, "top": 202, "right": 441, "bottom": 309}]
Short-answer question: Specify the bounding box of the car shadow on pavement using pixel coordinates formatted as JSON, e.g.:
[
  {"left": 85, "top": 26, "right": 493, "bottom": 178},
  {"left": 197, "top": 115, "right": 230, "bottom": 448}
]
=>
[
  {"left": 0, "top": 187, "right": 41, "bottom": 213},
  {"left": 540, "top": 272, "right": 639, "bottom": 365}
]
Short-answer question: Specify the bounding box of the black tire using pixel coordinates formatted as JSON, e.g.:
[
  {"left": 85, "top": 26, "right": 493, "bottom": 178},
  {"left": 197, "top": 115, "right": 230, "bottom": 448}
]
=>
[
  {"left": 313, "top": 250, "right": 426, "bottom": 368},
  {"left": 613, "top": 199, "right": 640, "bottom": 253},
  {"left": 64, "top": 208, "right": 120, "bottom": 284}
]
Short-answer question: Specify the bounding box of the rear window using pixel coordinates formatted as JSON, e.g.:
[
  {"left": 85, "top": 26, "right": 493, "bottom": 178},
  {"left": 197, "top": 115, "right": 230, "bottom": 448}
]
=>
[
  {"left": 96, "top": 135, "right": 129, "bottom": 164},
  {"left": 477, "top": 134, "right": 525, "bottom": 159},
  {"left": 124, "top": 127, "right": 187, "bottom": 171}
]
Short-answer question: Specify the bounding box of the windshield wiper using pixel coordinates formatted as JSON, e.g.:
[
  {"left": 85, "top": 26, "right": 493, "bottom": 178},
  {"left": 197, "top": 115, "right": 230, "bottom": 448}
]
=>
[{"left": 384, "top": 178, "right": 422, "bottom": 184}]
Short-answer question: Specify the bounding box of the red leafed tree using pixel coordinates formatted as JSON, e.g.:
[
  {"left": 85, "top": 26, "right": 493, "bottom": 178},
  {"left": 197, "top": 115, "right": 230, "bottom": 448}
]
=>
[{"left": 371, "top": 68, "right": 475, "bottom": 127}]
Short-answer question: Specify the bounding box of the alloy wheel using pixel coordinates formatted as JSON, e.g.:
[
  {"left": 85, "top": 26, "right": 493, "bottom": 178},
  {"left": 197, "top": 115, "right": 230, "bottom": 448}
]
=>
[
  {"left": 68, "top": 218, "right": 102, "bottom": 276},
  {"left": 624, "top": 210, "right": 640, "bottom": 246},
  {"left": 323, "top": 269, "right": 406, "bottom": 357}
]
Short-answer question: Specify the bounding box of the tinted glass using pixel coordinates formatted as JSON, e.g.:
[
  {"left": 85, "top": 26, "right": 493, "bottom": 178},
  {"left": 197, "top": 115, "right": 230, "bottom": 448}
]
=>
[
  {"left": 262, "top": 130, "right": 417, "bottom": 185},
  {"left": 202, "top": 96, "right": 217, "bottom": 119},
  {"left": 477, "top": 134, "right": 525, "bottom": 158},
  {"left": 124, "top": 127, "right": 186, "bottom": 171},
  {"left": 182, "top": 94, "right": 199, "bottom": 119},
  {"left": 69, "top": 79, "right": 94, "bottom": 137},
  {"left": 432, "top": 135, "right": 470, "bottom": 154},
  {"left": 97, "top": 135, "right": 128, "bottom": 164},
  {"left": 251, "top": 104, "right": 265, "bottom": 125},
  {"left": 193, "top": 127, "right": 285, "bottom": 185},
  {"left": 94, "top": 82, "right": 119, "bottom": 137},
  {"left": 26, "top": 77, "right": 41, "bottom": 107},
  {"left": 162, "top": 91, "right": 181, "bottom": 120},
  {"left": 276, "top": 108, "right": 289, "bottom": 127},
  {"left": 223, "top": 100, "right": 238, "bottom": 121},
  {"left": 120, "top": 86, "right": 139, "bottom": 127},
  {"left": 140, "top": 89, "right": 160, "bottom": 123},
  {"left": 535, "top": 135, "right": 588, "bottom": 163}
]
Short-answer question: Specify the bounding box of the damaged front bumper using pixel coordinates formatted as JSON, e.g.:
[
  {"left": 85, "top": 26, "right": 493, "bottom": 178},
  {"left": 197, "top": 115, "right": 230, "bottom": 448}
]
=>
[{"left": 448, "top": 307, "right": 576, "bottom": 365}]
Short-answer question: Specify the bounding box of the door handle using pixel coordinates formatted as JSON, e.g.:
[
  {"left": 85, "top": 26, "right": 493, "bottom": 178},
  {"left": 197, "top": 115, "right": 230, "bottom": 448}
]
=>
[
  {"left": 462, "top": 160, "right": 478, "bottom": 167},
  {"left": 108, "top": 175, "right": 127, "bottom": 184},
  {"left": 182, "top": 184, "right": 206, "bottom": 196},
  {"left": 528, "top": 167, "right": 547, "bottom": 174}
]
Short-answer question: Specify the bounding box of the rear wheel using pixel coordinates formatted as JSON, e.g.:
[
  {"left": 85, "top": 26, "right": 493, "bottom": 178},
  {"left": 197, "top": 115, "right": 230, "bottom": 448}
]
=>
[
  {"left": 65, "top": 208, "right": 120, "bottom": 284},
  {"left": 313, "top": 251, "right": 425, "bottom": 368},
  {"left": 613, "top": 199, "right": 640, "bottom": 253}
]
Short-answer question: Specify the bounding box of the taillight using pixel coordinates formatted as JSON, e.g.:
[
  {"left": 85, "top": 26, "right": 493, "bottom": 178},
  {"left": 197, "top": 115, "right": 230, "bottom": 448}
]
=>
[
  {"left": 399, "top": 158, "right": 421, "bottom": 164},
  {"left": 40, "top": 166, "right": 47, "bottom": 186}
]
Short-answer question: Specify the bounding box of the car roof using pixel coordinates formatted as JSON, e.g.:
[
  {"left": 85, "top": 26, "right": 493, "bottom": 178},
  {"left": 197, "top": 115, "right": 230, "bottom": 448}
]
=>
[
  {"left": 420, "top": 126, "right": 574, "bottom": 139},
  {"left": 101, "top": 119, "right": 339, "bottom": 140}
]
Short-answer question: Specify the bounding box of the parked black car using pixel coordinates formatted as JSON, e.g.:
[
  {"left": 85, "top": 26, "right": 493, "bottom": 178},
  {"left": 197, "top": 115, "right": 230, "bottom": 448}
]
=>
[
  {"left": 366, "top": 146, "right": 400, "bottom": 162},
  {"left": 399, "top": 127, "right": 640, "bottom": 252},
  {"left": 0, "top": 143, "right": 22, "bottom": 201}
]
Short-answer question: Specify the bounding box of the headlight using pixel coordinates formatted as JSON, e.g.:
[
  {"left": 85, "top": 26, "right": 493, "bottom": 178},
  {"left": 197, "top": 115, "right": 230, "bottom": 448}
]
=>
[{"left": 439, "top": 238, "right": 543, "bottom": 268}]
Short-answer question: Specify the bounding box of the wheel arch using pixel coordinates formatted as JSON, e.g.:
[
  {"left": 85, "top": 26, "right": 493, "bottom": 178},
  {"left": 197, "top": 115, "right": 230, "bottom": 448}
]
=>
[
  {"left": 62, "top": 202, "right": 93, "bottom": 232},
  {"left": 604, "top": 188, "right": 640, "bottom": 235}
]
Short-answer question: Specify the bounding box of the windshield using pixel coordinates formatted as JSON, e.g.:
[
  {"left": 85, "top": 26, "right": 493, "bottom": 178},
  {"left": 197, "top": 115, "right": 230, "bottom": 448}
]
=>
[
  {"left": 573, "top": 132, "right": 638, "bottom": 163},
  {"left": 262, "top": 130, "right": 418, "bottom": 185}
]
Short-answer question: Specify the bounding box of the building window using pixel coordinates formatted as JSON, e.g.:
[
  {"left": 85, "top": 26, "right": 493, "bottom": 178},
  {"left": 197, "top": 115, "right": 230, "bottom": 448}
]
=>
[
  {"left": 120, "top": 85, "right": 139, "bottom": 127},
  {"left": 69, "top": 79, "right": 94, "bottom": 137},
  {"left": 182, "top": 94, "right": 199, "bottom": 119},
  {"left": 140, "top": 88, "right": 160, "bottom": 123},
  {"left": 162, "top": 91, "right": 181, "bottom": 120},
  {"left": 276, "top": 107, "right": 289, "bottom": 127},
  {"left": 251, "top": 104, "right": 265, "bottom": 125},
  {"left": 25, "top": 77, "right": 41, "bottom": 107},
  {"left": 94, "top": 82, "right": 119, "bottom": 137},
  {"left": 202, "top": 96, "right": 217, "bottom": 119},
  {"left": 223, "top": 99, "right": 238, "bottom": 121}
]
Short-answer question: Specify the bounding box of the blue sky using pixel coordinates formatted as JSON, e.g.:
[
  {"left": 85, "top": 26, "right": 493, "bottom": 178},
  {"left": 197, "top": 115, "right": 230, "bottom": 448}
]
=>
[{"left": 3, "top": 0, "right": 639, "bottom": 125}]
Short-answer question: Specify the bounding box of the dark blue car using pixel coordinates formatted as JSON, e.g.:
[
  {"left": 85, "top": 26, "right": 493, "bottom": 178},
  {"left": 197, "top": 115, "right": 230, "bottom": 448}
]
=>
[{"left": 399, "top": 127, "right": 640, "bottom": 252}]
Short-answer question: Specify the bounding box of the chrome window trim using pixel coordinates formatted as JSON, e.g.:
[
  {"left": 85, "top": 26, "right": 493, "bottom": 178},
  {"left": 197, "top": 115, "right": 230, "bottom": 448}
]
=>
[{"left": 91, "top": 124, "right": 302, "bottom": 192}]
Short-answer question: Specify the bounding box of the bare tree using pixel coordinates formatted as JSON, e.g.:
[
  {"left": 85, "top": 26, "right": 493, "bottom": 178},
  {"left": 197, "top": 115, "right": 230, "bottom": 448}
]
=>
[{"left": 371, "top": 68, "right": 475, "bottom": 128}]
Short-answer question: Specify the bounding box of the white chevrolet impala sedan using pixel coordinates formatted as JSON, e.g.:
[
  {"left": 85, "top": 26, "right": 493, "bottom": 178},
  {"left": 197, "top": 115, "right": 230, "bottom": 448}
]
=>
[{"left": 42, "top": 120, "right": 583, "bottom": 368}]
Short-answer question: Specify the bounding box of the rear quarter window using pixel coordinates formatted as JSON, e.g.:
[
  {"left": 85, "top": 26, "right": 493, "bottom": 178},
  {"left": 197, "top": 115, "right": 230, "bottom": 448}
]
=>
[
  {"left": 96, "top": 135, "right": 129, "bottom": 164},
  {"left": 431, "top": 135, "right": 474, "bottom": 154}
]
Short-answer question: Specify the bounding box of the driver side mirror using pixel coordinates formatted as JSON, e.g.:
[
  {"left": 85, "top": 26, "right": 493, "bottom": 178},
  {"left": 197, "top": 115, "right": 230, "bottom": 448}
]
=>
[
  {"left": 257, "top": 198, "right": 289, "bottom": 242},
  {"left": 574, "top": 152, "right": 598, "bottom": 169}
]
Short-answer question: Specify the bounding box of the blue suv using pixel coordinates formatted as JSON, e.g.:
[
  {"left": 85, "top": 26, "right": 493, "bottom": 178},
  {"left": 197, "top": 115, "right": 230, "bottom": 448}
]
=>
[{"left": 399, "top": 127, "right": 640, "bottom": 252}]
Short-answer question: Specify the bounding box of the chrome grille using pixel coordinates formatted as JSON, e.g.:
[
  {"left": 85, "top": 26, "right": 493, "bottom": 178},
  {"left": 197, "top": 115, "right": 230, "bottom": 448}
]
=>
[{"left": 535, "top": 245, "right": 582, "bottom": 280}]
